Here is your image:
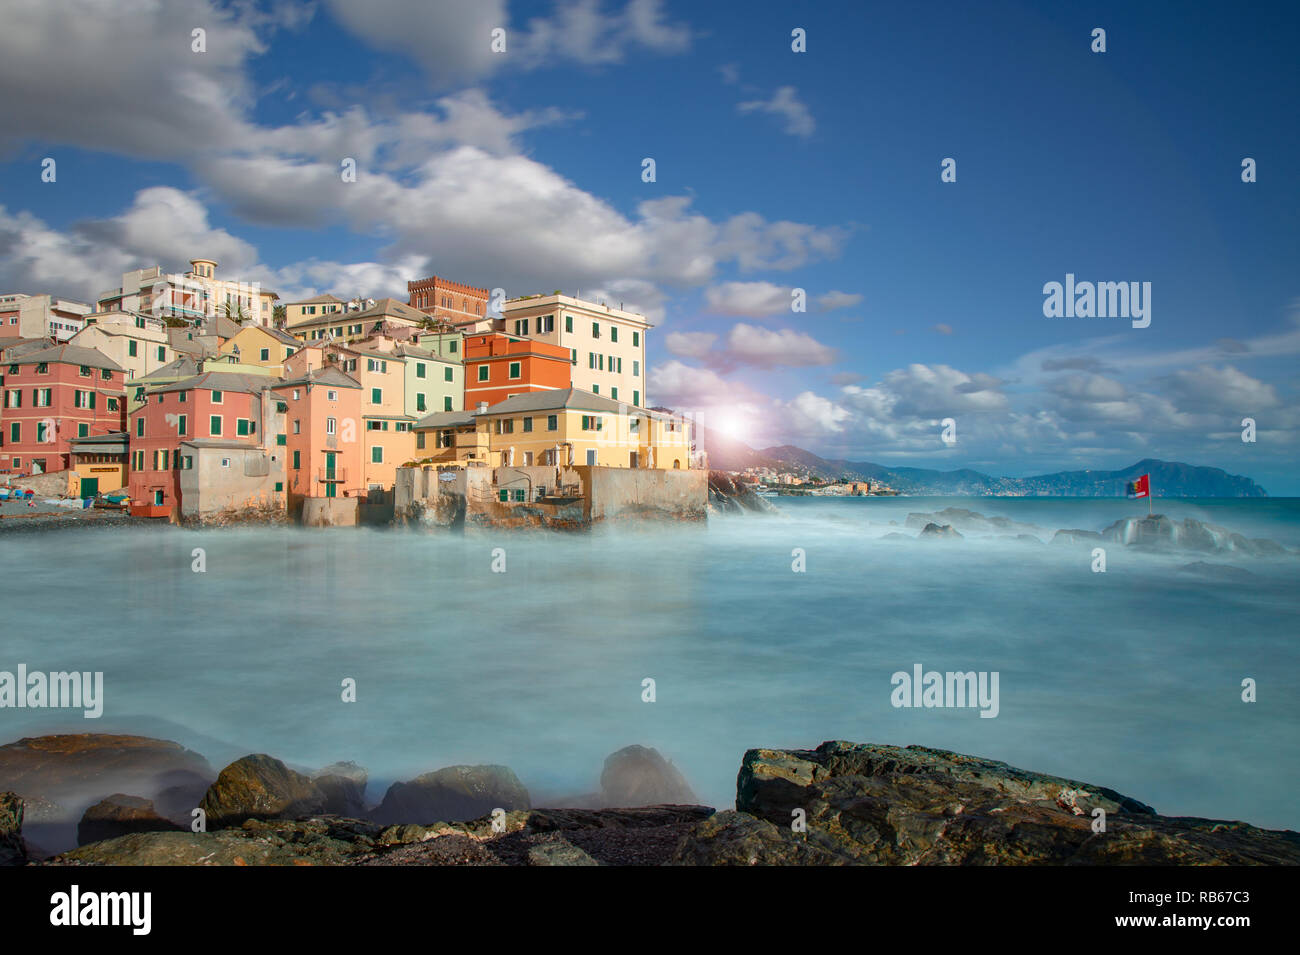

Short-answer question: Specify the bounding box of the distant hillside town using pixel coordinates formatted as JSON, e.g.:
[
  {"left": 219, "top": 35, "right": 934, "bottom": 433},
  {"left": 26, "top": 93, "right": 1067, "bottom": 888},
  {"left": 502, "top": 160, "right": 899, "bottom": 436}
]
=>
[{"left": 0, "top": 260, "right": 705, "bottom": 526}]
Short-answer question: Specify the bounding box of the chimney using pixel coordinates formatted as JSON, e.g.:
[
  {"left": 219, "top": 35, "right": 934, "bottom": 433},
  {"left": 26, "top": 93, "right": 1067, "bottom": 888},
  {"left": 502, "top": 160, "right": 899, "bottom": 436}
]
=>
[{"left": 476, "top": 402, "right": 488, "bottom": 413}]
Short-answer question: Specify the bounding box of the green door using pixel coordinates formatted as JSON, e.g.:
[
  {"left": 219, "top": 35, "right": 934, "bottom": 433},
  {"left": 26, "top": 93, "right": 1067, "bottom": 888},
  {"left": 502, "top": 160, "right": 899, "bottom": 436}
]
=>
[
  {"left": 324, "top": 452, "right": 337, "bottom": 497},
  {"left": 81, "top": 478, "right": 98, "bottom": 497}
]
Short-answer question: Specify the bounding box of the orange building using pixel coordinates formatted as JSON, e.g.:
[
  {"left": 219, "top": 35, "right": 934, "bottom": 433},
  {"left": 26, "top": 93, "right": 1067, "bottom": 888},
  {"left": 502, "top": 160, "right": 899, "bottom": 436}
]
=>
[{"left": 462, "top": 333, "right": 572, "bottom": 409}]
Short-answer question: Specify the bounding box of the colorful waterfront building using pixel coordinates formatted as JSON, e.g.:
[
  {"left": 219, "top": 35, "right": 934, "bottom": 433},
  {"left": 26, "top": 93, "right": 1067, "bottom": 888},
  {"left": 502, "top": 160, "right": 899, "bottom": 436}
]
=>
[
  {"left": 463, "top": 332, "right": 572, "bottom": 409},
  {"left": 70, "top": 311, "right": 176, "bottom": 380},
  {"left": 127, "top": 371, "right": 286, "bottom": 519},
  {"left": 218, "top": 324, "right": 300, "bottom": 373},
  {"left": 272, "top": 367, "right": 364, "bottom": 504},
  {"left": 0, "top": 344, "right": 126, "bottom": 476},
  {"left": 502, "top": 294, "right": 650, "bottom": 407}
]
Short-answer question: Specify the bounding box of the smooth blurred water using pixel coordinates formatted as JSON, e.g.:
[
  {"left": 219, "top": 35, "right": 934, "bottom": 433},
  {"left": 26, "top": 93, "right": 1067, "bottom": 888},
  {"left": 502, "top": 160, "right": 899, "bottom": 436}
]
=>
[{"left": 2, "top": 497, "right": 1297, "bottom": 829}]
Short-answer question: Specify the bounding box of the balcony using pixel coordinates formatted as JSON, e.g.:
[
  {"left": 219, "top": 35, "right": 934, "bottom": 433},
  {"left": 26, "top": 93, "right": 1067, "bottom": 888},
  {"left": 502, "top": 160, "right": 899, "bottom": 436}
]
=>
[{"left": 318, "top": 467, "right": 347, "bottom": 482}]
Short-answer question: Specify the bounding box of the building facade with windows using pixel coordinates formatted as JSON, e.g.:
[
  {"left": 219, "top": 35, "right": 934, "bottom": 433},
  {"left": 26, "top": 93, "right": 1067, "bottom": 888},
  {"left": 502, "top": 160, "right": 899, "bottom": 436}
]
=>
[
  {"left": 463, "top": 332, "right": 572, "bottom": 408},
  {"left": 70, "top": 312, "right": 176, "bottom": 380},
  {"left": 407, "top": 274, "right": 491, "bottom": 330},
  {"left": 0, "top": 293, "right": 92, "bottom": 341},
  {"left": 501, "top": 295, "right": 649, "bottom": 407},
  {"left": 96, "top": 260, "right": 278, "bottom": 327},
  {"left": 0, "top": 344, "right": 126, "bottom": 476},
  {"left": 273, "top": 367, "right": 364, "bottom": 504}
]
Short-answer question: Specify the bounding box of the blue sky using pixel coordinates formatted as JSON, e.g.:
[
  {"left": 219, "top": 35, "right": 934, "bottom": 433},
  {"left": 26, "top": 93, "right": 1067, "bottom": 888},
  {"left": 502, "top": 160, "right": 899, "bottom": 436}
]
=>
[{"left": 1, "top": 0, "right": 1297, "bottom": 490}]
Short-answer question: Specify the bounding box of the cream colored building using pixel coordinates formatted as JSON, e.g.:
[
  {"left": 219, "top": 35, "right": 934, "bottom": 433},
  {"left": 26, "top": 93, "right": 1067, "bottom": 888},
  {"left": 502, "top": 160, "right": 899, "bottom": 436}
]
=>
[
  {"left": 96, "top": 259, "right": 278, "bottom": 327},
  {"left": 69, "top": 311, "right": 176, "bottom": 379},
  {"left": 501, "top": 295, "right": 650, "bottom": 407},
  {"left": 282, "top": 293, "right": 345, "bottom": 328}
]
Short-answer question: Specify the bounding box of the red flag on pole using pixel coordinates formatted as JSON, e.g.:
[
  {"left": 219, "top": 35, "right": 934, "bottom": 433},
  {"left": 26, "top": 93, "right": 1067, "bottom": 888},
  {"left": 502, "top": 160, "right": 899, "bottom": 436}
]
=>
[{"left": 1126, "top": 474, "right": 1150, "bottom": 499}]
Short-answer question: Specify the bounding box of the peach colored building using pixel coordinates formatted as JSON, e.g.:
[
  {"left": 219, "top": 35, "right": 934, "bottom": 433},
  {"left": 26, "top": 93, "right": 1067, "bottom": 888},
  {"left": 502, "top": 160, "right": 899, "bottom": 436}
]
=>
[
  {"left": 272, "top": 367, "right": 363, "bottom": 503},
  {"left": 463, "top": 332, "right": 572, "bottom": 408}
]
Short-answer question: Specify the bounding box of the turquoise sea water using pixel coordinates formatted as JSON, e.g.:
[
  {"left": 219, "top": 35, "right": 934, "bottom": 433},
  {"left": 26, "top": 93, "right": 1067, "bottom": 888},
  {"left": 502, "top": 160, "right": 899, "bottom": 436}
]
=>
[{"left": 2, "top": 497, "right": 1297, "bottom": 830}]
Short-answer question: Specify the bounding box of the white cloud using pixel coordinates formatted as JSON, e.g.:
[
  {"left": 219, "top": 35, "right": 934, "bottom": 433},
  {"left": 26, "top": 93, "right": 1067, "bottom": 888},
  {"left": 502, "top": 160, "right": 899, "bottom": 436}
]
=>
[
  {"left": 664, "top": 331, "right": 717, "bottom": 359},
  {"left": 704, "top": 281, "right": 792, "bottom": 316},
  {"left": 721, "top": 323, "right": 835, "bottom": 368},
  {"left": 737, "top": 86, "right": 814, "bottom": 138},
  {"left": 816, "top": 290, "right": 862, "bottom": 311}
]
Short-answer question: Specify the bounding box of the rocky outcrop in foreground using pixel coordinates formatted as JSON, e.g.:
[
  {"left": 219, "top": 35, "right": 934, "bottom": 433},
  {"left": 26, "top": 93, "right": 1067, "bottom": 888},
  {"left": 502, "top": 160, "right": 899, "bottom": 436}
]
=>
[
  {"left": 708, "top": 472, "right": 776, "bottom": 515},
  {"left": 199, "top": 754, "right": 327, "bottom": 829},
  {"left": 1101, "top": 514, "right": 1289, "bottom": 556},
  {"left": 672, "top": 742, "right": 1300, "bottom": 865},
  {"left": 13, "top": 740, "right": 1299, "bottom": 865},
  {"left": 373, "top": 765, "right": 530, "bottom": 826}
]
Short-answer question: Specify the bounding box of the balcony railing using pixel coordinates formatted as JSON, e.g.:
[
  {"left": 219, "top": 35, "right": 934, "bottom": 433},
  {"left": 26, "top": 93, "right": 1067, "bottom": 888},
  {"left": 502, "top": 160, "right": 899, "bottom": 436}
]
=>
[{"left": 318, "top": 468, "right": 346, "bottom": 482}]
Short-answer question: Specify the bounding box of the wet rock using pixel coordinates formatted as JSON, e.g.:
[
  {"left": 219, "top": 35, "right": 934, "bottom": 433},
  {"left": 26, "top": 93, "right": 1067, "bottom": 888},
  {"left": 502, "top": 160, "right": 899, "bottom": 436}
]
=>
[
  {"left": 1101, "top": 515, "right": 1288, "bottom": 556},
  {"left": 374, "top": 765, "right": 529, "bottom": 825},
  {"left": 78, "top": 794, "right": 182, "bottom": 846},
  {"left": 51, "top": 816, "right": 380, "bottom": 866},
  {"left": 918, "top": 522, "right": 962, "bottom": 539},
  {"left": 0, "top": 792, "right": 26, "bottom": 866},
  {"left": 198, "top": 754, "right": 327, "bottom": 829},
  {"left": 152, "top": 770, "right": 213, "bottom": 826},
  {"left": 312, "top": 762, "right": 368, "bottom": 817},
  {"left": 880, "top": 532, "right": 912, "bottom": 541},
  {"left": 708, "top": 472, "right": 776, "bottom": 514},
  {"left": 671, "top": 741, "right": 1300, "bottom": 865},
  {"left": 906, "top": 507, "right": 1041, "bottom": 537},
  {"left": 599, "top": 745, "right": 697, "bottom": 807},
  {"left": 527, "top": 837, "right": 602, "bottom": 866},
  {"left": 0, "top": 734, "right": 213, "bottom": 814}
]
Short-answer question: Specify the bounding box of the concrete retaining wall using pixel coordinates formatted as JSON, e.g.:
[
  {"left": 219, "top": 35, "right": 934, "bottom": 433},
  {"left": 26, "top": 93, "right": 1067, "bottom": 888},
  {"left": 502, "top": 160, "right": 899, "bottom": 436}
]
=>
[{"left": 302, "top": 497, "right": 359, "bottom": 527}]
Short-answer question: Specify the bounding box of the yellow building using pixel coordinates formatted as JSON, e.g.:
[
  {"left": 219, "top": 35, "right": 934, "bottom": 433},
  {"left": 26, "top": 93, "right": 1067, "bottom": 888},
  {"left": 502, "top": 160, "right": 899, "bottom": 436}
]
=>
[
  {"left": 415, "top": 388, "right": 694, "bottom": 470},
  {"left": 219, "top": 324, "right": 301, "bottom": 373},
  {"left": 282, "top": 293, "right": 345, "bottom": 329}
]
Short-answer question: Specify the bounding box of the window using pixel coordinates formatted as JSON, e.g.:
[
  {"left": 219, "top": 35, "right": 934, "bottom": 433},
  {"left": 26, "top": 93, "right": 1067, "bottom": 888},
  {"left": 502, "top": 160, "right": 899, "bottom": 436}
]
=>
[
  {"left": 632, "top": 331, "right": 639, "bottom": 347},
  {"left": 582, "top": 415, "right": 603, "bottom": 431},
  {"left": 128, "top": 341, "right": 137, "bottom": 358},
  {"left": 611, "top": 327, "right": 618, "bottom": 343},
  {"left": 293, "top": 389, "right": 300, "bottom": 400},
  {"left": 77, "top": 423, "right": 88, "bottom": 438},
  {"left": 495, "top": 418, "right": 514, "bottom": 434},
  {"left": 102, "top": 369, "right": 113, "bottom": 381},
  {"left": 107, "top": 398, "right": 119, "bottom": 411},
  {"left": 371, "top": 446, "right": 383, "bottom": 463},
  {"left": 276, "top": 401, "right": 288, "bottom": 413},
  {"left": 592, "top": 322, "right": 600, "bottom": 337},
  {"left": 4, "top": 390, "right": 19, "bottom": 409},
  {"left": 630, "top": 417, "right": 640, "bottom": 433},
  {"left": 522, "top": 417, "right": 533, "bottom": 433},
  {"left": 443, "top": 396, "right": 452, "bottom": 412},
  {"left": 327, "top": 390, "right": 337, "bottom": 401},
  {"left": 183, "top": 455, "right": 193, "bottom": 470},
  {"left": 611, "top": 387, "right": 618, "bottom": 401},
  {"left": 633, "top": 390, "right": 640, "bottom": 406},
  {"left": 35, "top": 388, "right": 52, "bottom": 407},
  {"left": 8, "top": 423, "right": 18, "bottom": 443},
  {"left": 538, "top": 314, "right": 554, "bottom": 333},
  {"left": 275, "top": 481, "right": 283, "bottom": 492},
  {"left": 371, "top": 388, "right": 382, "bottom": 404},
  {"left": 292, "top": 450, "right": 301, "bottom": 470},
  {"left": 416, "top": 394, "right": 427, "bottom": 412},
  {"left": 633, "top": 360, "right": 639, "bottom": 377},
  {"left": 211, "top": 390, "right": 222, "bottom": 403},
  {"left": 210, "top": 416, "right": 222, "bottom": 436},
  {"left": 36, "top": 422, "right": 49, "bottom": 443},
  {"left": 326, "top": 417, "right": 336, "bottom": 435},
  {"left": 293, "top": 420, "right": 300, "bottom": 434},
  {"left": 416, "top": 432, "right": 426, "bottom": 450},
  {"left": 134, "top": 387, "right": 145, "bottom": 402},
  {"left": 547, "top": 414, "right": 558, "bottom": 431},
  {"left": 565, "top": 315, "right": 573, "bottom": 333},
  {"left": 276, "top": 434, "right": 287, "bottom": 446},
  {"left": 593, "top": 385, "right": 599, "bottom": 394},
  {"left": 444, "top": 366, "right": 453, "bottom": 382},
  {"left": 416, "top": 363, "right": 426, "bottom": 379},
  {"left": 79, "top": 365, "right": 91, "bottom": 377},
  {"left": 498, "top": 488, "right": 508, "bottom": 502},
  {"left": 508, "top": 361, "right": 521, "bottom": 379},
  {"left": 178, "top": 414, "right": 187, "bottom": 436},
  {"left": 237, "top": 419, "right": 250, "bottom": 436},
  {"left": 588, "top": 352, "right": 595, "bottom": 369},
  {"left": 570, "top": 348, "right": 578, "bottom": 365},
  {"left": 599, "top": 355, "right": 605, "bottom": 371},
  {"left": 616, "top": 357, "right": 623, "bottom": 373},
  {"left": 178, "top": 391, "right": 186, "bottom": 403},
  {"left": 154, "top": 490, "right": 164, "bottom": 506},
  {"left": 157, "top": 346, "right": 166, "bottom": 361},
  {"left": 136, "top": 418, "right": 145, "bottom": 437},
  {"left": 478, "top": 365, "right": 489, "bottom": 382},
  {"left": 513, "top": 488, "right": 526, "bottom": 502}
]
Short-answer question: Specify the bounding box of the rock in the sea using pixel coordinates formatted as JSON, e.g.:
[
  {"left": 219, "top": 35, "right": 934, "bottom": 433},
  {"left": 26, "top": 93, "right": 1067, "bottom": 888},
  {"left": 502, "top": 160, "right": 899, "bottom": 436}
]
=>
[
  {"left": 198, "top": 754, "right": 327, "bottom": 829},
  {"left": 312, "top": 761, "right": 368, "bottom": 817},
  {"left": 1101, "top": 514, "right": 1287, "bottom": 556},
  {"left": 1, "top": 792, "right": 26, "bottom": 866},
  {"left": 0, "top": 734, "right": 213, "bottom": 815},
  {"left": 78, "top": 794, "right": 182, "bottom": 846},
  {"left": 374, "top": 765, "right": 530, "bottom": 825},
  {"left": 906, "top": 507, "right": 1041, "bottom": 537},
  {"left": 671, "top": 741, "right": 1300, "bottom": 865},
  {"left": 919, "top": 522, "right": 962, "bottom": 539},
  {"left": 708, "top": 471, "right": 776, "bottom": 514},
  {"left": 599, "top": 745, "right": 697, "bottom": 807}
]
